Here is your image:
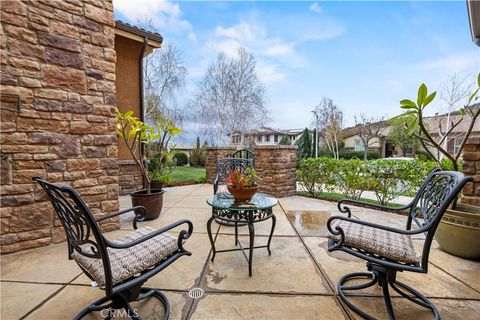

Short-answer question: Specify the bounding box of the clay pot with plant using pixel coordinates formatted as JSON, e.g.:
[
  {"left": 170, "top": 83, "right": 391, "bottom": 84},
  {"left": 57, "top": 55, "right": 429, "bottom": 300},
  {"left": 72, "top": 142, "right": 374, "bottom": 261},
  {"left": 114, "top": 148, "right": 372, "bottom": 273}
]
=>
[
  {"left": 395, "top": 73, "right": 480, "bottom": 259},
  {"left": 117, "top": 111, "right": 181, "bottom": 220},
  {"left": 226, "top": 168, "right": 259, "bottom": 202}
]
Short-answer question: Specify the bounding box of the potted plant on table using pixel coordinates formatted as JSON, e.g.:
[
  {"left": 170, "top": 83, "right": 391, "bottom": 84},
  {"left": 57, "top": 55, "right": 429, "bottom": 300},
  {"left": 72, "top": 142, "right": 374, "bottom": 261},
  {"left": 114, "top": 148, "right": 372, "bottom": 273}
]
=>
[
  {"left": 226, "top": 168, "right": 259, "bottom": 202},
  {"left": 395, "top": 73, "right": 480, "bottom": 259},
  {"left": 117, "top": 111, "right": 181, "bottom": 220}
]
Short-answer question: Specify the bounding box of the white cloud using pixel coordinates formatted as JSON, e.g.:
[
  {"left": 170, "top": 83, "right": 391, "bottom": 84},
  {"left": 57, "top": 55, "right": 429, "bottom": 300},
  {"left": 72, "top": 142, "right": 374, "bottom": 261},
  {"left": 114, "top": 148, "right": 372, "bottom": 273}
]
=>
[
  {"left": 416, "top": 52, "right": 479, "bottom": 75},
  {"left": 309, "top": 2, "right": 322, "bottom": 14},
  {"left": 187, "top": 32, "right": 198, "bottom": 42},
  {"left": 113, "top": 0, "right": 191, "bottom": 33}
]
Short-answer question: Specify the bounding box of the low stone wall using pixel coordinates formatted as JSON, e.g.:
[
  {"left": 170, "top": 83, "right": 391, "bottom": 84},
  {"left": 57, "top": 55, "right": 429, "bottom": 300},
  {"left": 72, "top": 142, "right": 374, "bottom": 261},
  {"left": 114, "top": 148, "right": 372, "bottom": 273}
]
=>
[
  {"left": 205, "top": 145, "right": 297, "bottom": 198},
  {"left": 118, "top": 160, "right": 143, "bottom": 195},
  {"left": 462, "top": 137, "right": 480, "bottom": 206}
]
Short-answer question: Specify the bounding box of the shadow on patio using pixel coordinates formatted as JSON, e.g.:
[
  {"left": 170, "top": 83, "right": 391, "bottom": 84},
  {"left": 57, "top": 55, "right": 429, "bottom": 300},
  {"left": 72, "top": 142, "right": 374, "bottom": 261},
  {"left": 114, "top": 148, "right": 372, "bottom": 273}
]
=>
[{"left": 1, "top": 184, "right": 479, "bottom": 319}]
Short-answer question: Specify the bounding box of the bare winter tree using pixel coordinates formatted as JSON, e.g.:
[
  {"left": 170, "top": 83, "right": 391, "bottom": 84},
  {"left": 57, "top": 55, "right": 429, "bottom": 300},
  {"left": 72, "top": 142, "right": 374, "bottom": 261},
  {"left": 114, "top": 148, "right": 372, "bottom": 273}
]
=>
[
  {"left": 138, "top": 19, "right": 187, "bottom": 125},
  {"left": 312, "top": 98, "right": 343, "bottom": 159},
  {"left": 192, "top": 47, "right": 269, "bottom": 145},
  {"left": 354, "top": 114, "right": 387, "bottom": 160},
  {"left": 436, "top": 73, "right": 473, "bottom": 159}
]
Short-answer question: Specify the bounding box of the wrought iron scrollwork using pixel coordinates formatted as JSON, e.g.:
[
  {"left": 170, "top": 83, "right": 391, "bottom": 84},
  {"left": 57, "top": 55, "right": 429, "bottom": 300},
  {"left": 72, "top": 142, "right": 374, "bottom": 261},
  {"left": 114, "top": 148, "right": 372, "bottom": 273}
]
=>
[{"left": 34, "top": 177, "right": 102, "bottom": 259}]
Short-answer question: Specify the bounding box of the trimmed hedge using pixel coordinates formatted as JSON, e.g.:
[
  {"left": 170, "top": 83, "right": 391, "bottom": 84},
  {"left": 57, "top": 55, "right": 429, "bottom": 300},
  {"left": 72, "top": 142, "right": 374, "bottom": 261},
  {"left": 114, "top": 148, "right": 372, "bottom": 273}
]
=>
[
  {"left": 173, "top": 152, "right": 189, "bottom": 166},
  {"left": 297, "top": 158, "right": 457, "bottom": 205},
  {"left": 317, "top": 149, "right": 380, "bottom": 160}
]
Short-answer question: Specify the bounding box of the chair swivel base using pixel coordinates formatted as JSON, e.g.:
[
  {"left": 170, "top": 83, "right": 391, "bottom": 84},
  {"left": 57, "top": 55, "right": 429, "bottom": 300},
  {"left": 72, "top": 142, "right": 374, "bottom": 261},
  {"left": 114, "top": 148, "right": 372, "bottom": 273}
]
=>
[
  {"left": 337, "top": 265, "right": 440, "bottom": 320},
  {"left": 74, "top": 286, "right": 170, "bottom": 320}
]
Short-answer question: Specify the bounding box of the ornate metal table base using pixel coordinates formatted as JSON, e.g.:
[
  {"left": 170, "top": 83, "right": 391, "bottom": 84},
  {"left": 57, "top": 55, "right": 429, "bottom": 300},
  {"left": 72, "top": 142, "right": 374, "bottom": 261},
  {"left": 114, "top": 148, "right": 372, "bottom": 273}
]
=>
[{"left": 207, "top": 208, "right": 276, "bottom": 276}]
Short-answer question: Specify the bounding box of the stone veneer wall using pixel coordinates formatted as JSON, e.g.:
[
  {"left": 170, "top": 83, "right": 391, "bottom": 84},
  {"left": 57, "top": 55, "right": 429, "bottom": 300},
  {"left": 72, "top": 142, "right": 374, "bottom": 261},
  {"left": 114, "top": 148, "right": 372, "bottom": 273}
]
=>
[
  {"left": 462, "top": 137, "right": 480, "bottom": 206},
  {"left": 0, "top": 0, "right": 120, "bottom": 253},
  {"left": 254, "top": 146, "right": 297, "bottom": 198},
  {"left": 205, "top": 145, "right": 297, "bottom": 198},
  {"left": 205, "top": 147, "right": 236, "bottom": 183},
  {"left": 118, "top": 160, "right": 143, "bottom": 195}
]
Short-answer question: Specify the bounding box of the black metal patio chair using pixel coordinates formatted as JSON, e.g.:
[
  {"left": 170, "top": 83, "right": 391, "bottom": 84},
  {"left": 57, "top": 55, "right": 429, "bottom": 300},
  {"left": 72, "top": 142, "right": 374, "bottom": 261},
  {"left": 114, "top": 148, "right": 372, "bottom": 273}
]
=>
[
  {"left": 327, "top": 170, "right": 471, "bottom": 320},
  {"left": 33, "top": 177, "right": 193, "bottom": 320}
]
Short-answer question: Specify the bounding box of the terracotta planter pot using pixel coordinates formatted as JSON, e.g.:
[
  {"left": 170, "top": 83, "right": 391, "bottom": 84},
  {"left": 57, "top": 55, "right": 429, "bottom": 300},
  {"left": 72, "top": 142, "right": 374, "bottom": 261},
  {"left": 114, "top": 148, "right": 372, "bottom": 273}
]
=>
[
  {"left": 227, "top": 185, "right": 259, "bottom": 202},
  {"left": 435, "top": 204, "right": 480, "bottom": 260},
  {"left": 130, "top": 189, "right": 164, "bottom": 221},
  {"left": 150, "top": 181, "right": 164, "bottom": 190}
]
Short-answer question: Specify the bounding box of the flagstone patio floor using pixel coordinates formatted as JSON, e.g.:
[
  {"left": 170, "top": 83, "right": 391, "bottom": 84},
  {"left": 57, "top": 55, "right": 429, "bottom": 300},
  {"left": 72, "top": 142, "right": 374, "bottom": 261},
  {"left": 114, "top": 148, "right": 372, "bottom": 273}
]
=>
[{"left": 2, "top": 184, "right": 479, "bottom": 319}]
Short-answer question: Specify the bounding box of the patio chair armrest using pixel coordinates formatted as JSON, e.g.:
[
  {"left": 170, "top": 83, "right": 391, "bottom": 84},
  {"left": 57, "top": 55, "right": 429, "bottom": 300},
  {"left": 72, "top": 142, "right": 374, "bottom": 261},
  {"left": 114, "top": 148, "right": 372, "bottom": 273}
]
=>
[
  {"left": 95, "top": 206, "right": 147, "bottom": 230},
  {"left": 104, "top": 219, "right": 194, "bottom": 251},
  {"left": 337, "top": 198, "right": 412, "bottom": 218}
]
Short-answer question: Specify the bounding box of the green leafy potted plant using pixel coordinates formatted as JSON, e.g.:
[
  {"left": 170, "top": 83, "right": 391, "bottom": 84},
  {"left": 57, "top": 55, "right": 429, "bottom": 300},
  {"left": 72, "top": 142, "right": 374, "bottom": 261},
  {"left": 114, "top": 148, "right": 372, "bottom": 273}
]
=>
[
  {"left": 117, "top": 111, "right": 181, "bottom": 220},
  {"left": 226, "top": 168, "right": 259, "bottom": 202},
  {"left": 396, "top": 73, "right": 480, "bottom": 259}
]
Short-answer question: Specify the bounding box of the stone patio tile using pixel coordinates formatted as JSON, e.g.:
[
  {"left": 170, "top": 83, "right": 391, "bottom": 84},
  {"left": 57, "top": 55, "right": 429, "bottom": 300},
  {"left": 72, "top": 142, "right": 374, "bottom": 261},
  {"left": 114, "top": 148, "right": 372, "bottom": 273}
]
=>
[
  {"left": 1, "top": 242, "right": 81, "bottom": 283},
  {"left": 1, "top": 282, "right": 62, "bottom": 320},
  {"left": 191, "top": 294, "right": 348, "bottom": 320},
  {"left": 26, "top": 285, "right": 189, "bottom": 320},
  {"left": 346, "top": 297, "right": 480, "bottom": 320},
  {"left": 202, "top": 235, "right": 331, "bottom": 294},
  {"left": 163, "top": 184, "right": 203, "bottom": 195},
  {"left": 279, "top": 196, "right": 337, "bottom": 212},
  {"left": 286, "top": 210, "right": 337, "bottom": 237},
  {"left": 217, "top": 211, "right": 297, "bottom": 237},
  {"left": 142, "top": 207, "right": 213, "bottom": 234},
  {"left": 304, "top": 237, "right": 480, "bottom": 299},
  {"left": 175, "top": 195, "right": 211, "bottom": 209},
  {"left": 162, "top": 194, "right": 190, "bottom": 208},
  {"left": 189, "top": 184, "right": 214, "bottom": 196},
  {"left": 415, "top": 240, "right": 480, "bottom": 292}
]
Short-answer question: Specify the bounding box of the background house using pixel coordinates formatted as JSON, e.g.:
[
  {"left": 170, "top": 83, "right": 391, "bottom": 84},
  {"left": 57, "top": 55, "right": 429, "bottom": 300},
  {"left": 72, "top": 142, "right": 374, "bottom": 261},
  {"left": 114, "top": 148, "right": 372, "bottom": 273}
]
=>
[
  {"left": 342, "top": 107, "right": 480, "bottom": 159},
  {"left": 230, "top": 127, "right": 303, "bottom": 147}
]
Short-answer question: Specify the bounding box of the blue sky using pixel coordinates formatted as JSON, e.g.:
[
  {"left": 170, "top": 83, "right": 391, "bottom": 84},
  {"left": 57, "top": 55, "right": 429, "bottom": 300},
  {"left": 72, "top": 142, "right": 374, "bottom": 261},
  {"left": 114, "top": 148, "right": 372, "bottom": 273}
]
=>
[{"left": 114, "top": 1, "right": 479, "bottom": 144}]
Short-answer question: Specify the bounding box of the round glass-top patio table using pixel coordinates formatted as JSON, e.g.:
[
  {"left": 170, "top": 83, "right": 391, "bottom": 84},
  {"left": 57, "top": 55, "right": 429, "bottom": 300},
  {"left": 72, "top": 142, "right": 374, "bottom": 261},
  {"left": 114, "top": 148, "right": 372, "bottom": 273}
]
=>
[
  {"left": 206, "top": 192, "right": 278, "bottom": 276},
  {"left": 207, "top": 192, "right": 278, "bottom": 212}
]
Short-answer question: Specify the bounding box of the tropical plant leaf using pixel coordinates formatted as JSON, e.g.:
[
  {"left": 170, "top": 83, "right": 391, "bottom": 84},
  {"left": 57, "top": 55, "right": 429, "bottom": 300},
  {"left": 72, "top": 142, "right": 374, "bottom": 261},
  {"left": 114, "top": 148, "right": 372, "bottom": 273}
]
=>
[
  {"left": 423, "top": 91, "right": 436, "bottom": 107},
  {"left": 417, "top": 84, "right": 427, "bottom": 107},
  {"left": 400, "top": 99, "right": 416, "bottom": 108}
]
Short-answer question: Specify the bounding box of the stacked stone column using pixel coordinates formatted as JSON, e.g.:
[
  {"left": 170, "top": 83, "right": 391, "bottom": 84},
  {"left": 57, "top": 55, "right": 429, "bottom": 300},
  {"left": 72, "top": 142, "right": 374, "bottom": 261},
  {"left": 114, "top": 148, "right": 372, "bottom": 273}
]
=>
[{"left": 462, "top": 137, "right": 480, "bottom": 206}]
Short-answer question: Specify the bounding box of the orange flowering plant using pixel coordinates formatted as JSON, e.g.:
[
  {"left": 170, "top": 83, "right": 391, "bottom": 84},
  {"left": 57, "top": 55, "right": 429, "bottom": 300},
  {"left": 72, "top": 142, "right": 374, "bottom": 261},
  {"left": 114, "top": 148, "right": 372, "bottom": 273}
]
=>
[{"left": 225, "top": 168, "right": 258, "bottom": 189}]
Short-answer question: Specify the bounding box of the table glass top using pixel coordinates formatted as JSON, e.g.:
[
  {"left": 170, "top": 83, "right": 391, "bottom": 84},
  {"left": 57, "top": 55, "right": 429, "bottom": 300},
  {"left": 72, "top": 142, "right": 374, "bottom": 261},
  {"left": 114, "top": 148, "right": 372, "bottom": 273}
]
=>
[{"left": 207, "top": 192, "right": 278, "bottom": 211}]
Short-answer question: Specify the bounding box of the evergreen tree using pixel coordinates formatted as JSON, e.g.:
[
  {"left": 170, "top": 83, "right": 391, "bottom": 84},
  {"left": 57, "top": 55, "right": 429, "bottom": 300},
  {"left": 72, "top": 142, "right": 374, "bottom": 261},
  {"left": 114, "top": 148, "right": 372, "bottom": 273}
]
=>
[
  {"left": 278, "top": 135, "right": 291, "bottom": 145},
  {"left": 196, "top": 136, "right": 201, "bottom": 149},
  {"left": 296, "top": 128, "right": 312, "bottom": 159}
]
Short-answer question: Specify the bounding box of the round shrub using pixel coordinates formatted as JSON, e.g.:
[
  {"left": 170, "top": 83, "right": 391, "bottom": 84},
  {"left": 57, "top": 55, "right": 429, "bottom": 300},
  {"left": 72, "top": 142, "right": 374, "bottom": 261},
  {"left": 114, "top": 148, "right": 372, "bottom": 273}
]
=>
[{"left": 173, "top": 152, "right": 189, "bottom": 166}]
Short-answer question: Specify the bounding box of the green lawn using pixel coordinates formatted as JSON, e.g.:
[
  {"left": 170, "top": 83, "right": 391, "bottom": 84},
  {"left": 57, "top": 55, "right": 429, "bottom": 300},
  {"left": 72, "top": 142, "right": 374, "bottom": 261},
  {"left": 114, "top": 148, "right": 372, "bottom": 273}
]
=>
[
  {"left": 168, "top": 166, "right": 206, "bottom": 183},
  {"left": 296, "top": 191, "right": 405, "bottom": 209}
]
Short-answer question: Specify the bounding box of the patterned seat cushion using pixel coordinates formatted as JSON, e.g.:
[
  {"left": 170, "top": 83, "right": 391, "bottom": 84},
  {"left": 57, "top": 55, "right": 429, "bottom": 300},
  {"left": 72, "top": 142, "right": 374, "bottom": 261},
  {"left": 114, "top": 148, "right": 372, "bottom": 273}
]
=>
[
  {"left": 329, "top": 221, "right": 420, "bottom": 264},
  {"left": 72, "top": 227, "right": 178, "bottom": 287}
]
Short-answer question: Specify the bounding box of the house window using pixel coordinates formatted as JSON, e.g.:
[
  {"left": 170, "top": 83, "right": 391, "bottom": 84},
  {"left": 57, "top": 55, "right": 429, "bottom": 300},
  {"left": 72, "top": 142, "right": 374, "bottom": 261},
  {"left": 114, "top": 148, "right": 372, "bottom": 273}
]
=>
[
  {"left": 453, "top": 137, "right": 461, "bottom": 155},
  {"left": 354, "top": 139, "right": 365, "bottom": 152},
  {"left": 265, "top": 135, "right": 270, "bottom": 142},
  {"left": 404, "top": 146, "right": 414, "bottom": 156},
  {"left": 257, "top": 135, "right": 262, "bottom": 142},
  {"left": 274, "top": 135, "right": 278, "bottom": 143}
]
